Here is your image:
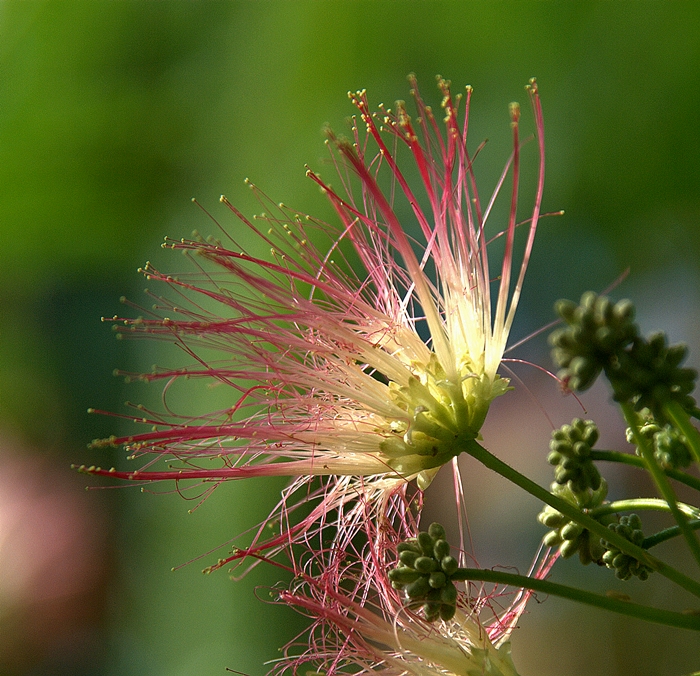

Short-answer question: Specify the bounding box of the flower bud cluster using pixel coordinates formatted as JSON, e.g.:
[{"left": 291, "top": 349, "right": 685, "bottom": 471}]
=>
[
  {"left": 610, "top": 332, "right": 697, "bottom": 423},
  {"left": 549, "top": 292, "right": 637, "bottom": 392},
  {"left": 547, "top": 418, "right": 601, "bottom": 493},
  {"left": 540, "top": 419, "right": 608, "bottom": 563},
  {"left": 538, "top": 481, "right": 608, "bottom": 564},
  {"left": 551, "top": 293, "right": 698, "bottom": 423},
  {"left": 625, "top": 414, "right": 692, "bottom": 470},
  {"left": 388, "top": 522, "right": 460, "bottom": 622},
  {"left": 540, "top": 418, "right": 656, "bottom": 582},
  {"left": 601, "top": 514, "right": 652, "bottom": 581}
]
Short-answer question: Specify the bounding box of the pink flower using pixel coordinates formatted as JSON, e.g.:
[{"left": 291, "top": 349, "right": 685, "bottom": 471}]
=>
[
  {"left": 81, "top": 77, "right": 546, "bottom": 559},
  {"left": 264, "top": 496, "right": 553, "bottom": 676}
]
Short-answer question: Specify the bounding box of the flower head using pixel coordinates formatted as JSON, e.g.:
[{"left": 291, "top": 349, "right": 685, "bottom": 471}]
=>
[
  {"left": 81, "top": 76, "right": 546, "bottom": 554},
  {"left": 267, "top": 499, "right": 553, "bottom": 676}
]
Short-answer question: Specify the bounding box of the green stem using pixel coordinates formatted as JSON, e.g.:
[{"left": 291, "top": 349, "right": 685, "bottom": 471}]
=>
[
  {"left": 644, "top": 519, "right": 700, "bottom": 549},
  {"left": 590, "top": 498, "right": 700, "bottom": 520},
  {"left": 665, "top": 400, "right": 700, "bottom": 467},
  {"left": 589, "top": 449, "right": 700, "bottom": 492},
  {"left": 450, "top": 567, "right": 700, "bottom": 631},
  {"left": 462, "top": 438, "right": 700, "bottom": 599},
  {"left": 622, "top": 402, "right": 700, "bottom": 571}
]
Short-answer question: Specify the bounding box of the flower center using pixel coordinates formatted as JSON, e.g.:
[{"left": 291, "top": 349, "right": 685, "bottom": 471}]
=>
[{"left": 379, "top": 354, "right": 511, "bottom": 488}]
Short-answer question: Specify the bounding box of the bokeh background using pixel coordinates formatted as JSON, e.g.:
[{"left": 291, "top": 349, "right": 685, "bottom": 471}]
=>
[{"left": 2, "top": 2, "right": 700, "bottom": 675}]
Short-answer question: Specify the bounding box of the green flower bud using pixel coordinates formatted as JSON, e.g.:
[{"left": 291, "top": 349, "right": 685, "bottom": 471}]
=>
[
  {"left": 627, "top": 413, "right": 693, "bottom": 470},
  {"left": 429, "top": 572, "right": 447, "bottom": 588},
  {"left": 399, "top": 549, "right": 419, "bottom": 566},
  {"left": 423, "top": 605, "right": 440, "bottom": 622},
  {"left": 543, "top": 530, "right": 563, "bottom": 548},
  {"left": 547, "top": 419, "right": 602, "bottom": 494},
  {"left": 389, "top": 522, "right": 463, "bottom": 623},
  {"left": 538, "top": 480, "right": 608, "bottom": 563},
  {"left": 560, "top": 539, "right": 580, "bottom": 558},
  {"left": 415, "top": 556, "right": 438, "bottom": 574},
  {"left": 418, "top": 531, "right": 434, "bottom": 555},
  {"left": 600, "top": 514, "right": 653, "bottom": 581},
  {"left": 440, "top": 580, "right": 458, "bottom": 604},
  {"left": 388, "top": 566, "right": 421, "bottom": 585},
  {"left": 561, "top": 522, "right": 584, "bottom": 541},
  {"left": 433, "top": 538, "right": 451, "bottom": 560},
  {"left": 539, "top": 508, "right": 567, "bottom": 529},
  {"left": 397, "top": 540, "right": 421, "bottom": 555},
  {"left": 549, "top": 292, "right": 639, "bottom": 392},
  {"left": 608, "top": 332, "right": 697, "bottom": 422},
  {"left": 439, "top": 604, "right": 456, "bottom": 621},
  {"left": 405, "top": 575, "right": 431, "bottom": 598},
  {"left": 428, "top": 523, "right": 446, "bottom": 540},
  {"left": 441, "top": 556, "right": 459, "bottom": 576}
]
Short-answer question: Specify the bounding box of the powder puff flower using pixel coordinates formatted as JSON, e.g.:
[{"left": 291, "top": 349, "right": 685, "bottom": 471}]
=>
[
  {"left": 81, "top": 76, "right": 546, "bottom": 556},
  {"left": 267, "top": 495, "right": 553, "bottom": 676}
]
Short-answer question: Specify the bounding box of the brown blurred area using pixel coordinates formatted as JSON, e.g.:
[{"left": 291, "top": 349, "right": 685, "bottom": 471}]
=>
[{"left": 0, "top": 435, "right": 110, "bottom": 675}]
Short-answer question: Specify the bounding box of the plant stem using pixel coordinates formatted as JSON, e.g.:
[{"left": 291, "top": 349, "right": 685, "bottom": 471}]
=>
[
  {"left": 621, "top": 402, "right": 700, "bottom": 571},
  {"left": 589, "top": 450, "right": 700, "bottom": 492},
  {"left": 665, "top": 400, "right": 700, "bottom": 467},
  {"left": 462, "top": 438, "right": 700, "bottom": 599},
  {"left": 590, "top": 498, "right": 700, "bottom": 520},
  {"left": 451, "top": 567, "right": 700, "bottom": 631},
  {"left": 644, "top": 520, "right": 700, "bottom": 549}
]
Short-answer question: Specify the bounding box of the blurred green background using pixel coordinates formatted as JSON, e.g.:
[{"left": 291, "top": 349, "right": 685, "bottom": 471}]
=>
[{"left": 1, "top": 2, "right": 699, "bottom": 675}]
